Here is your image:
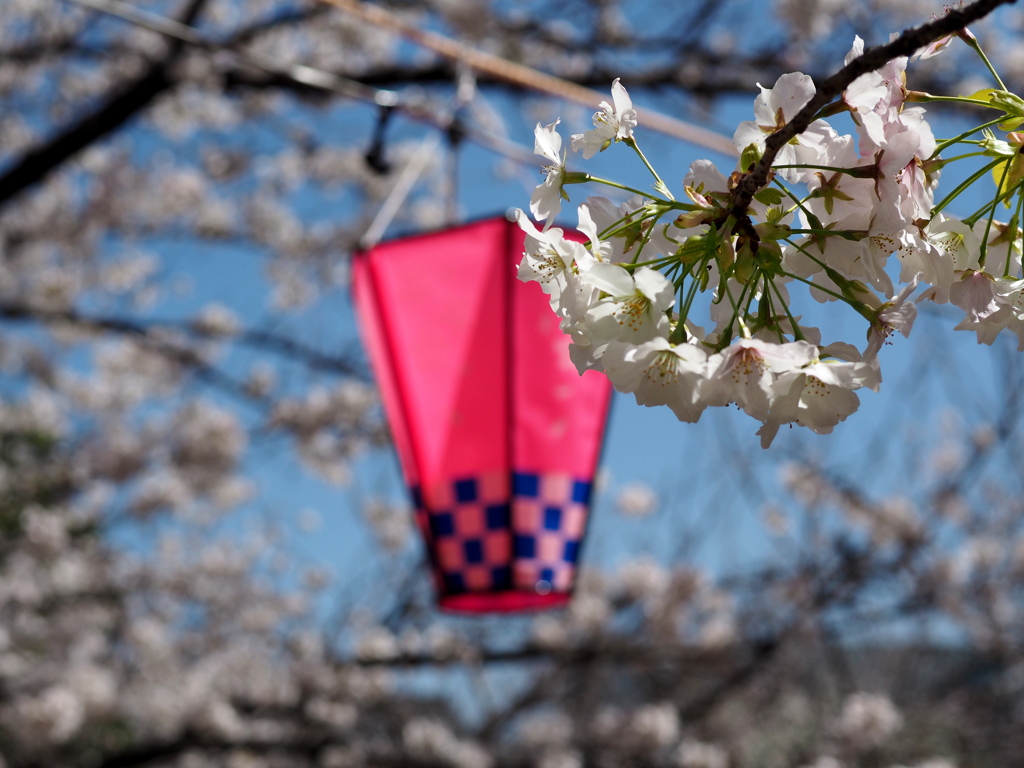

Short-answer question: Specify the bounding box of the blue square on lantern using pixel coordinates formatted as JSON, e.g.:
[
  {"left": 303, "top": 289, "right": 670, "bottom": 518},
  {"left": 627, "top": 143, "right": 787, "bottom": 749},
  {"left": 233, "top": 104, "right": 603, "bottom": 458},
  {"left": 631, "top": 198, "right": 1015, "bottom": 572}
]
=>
[
  {"left": 485, "top": 503, "right": 510, "bottom": 530},
  {"left": 514, "top": 535, "right": 536, "bottom": 558},
  {"left": 544, "top": 506, "right": 562, "bottom": 530},
  {"left": 572, "top": 480, "right": 591, "bottom": 504},
  {"left": 564, "top": 540, "right": 579, "bottom": 563},
  {"left": 491, "top": 566, "right": 512, "bottom": 588},
  {"left": 454, "top": 478, "right": 477, "bottom": 503},
  {"left": 513, "top": 472, "right": 540, "bottom": 497},
  {"left": 464, "top": 539, "right": 483, "bottom": 563},
  {"left": 444, "top": 572, "right": 465, "bottom": 593},
  {"left": 430, "top": 513, "right": 455, "bottom": 537}
]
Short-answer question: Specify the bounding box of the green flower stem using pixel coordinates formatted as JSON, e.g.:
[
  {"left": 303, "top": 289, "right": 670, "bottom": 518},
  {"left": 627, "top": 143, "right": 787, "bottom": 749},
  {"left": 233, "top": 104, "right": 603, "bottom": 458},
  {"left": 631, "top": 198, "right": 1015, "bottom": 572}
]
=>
[
  {"left": 623, "top": 137, "right": 675, "bottom": 201},
  {"left": 931, "top": 158, "right": 1003, "bottom": 217},
  {"left": 743, "top": 270, "right": 760, "bottom": 318},
  {"left": 759, "top": 273, "right": 785, "bottom": 343},
  {"left": 669, "top": 278, "right": 693, "bottom": 344},
  {"left": 720, "top": 281, "right": 747, "bottom": 343},
  {"left": 597, "top": 211, "right": 645, "bottom": 241},
  {"left": 781, "top": 240, "right": 875, "bottom": 323},
  {"left": 965, "top": 36, "right": 1008, "bottom": 92},
  {"left": 768, "top": 276, "right": 805, "bottom": 341},
  {"left": 772, "top": 164, "right": 875, "bottom": 177},
  {"left": 780, "top": 269, "right": 874, "bottom": 323},
  {"left": 629, "top": 211, "right": 662, "bottom": 264},
  {"left": 934, "top": 151, "right": 988, "bottom": 166},
  {"left": 962, "top": 179, "right": 1022, "bottom": 226},
  {"left": 908, "top": 93, "right": 999, "bottom": 109},
  {"left": 772, "top": 177, "right": 816, "bottom": 221},
  {"left": 597, "top": 209, "right": 660, "bottom": 255},
  {"left": 933, "top": 117, "right": 1008, "bottom": 157},
  {"left": 784, "top": 237, "right": 831, "bottom": 272},
  {"left": 622, "top": 255, "right": 676, "bottom": 270},
  {"left": 584, "top": 175, "right": 666, "bottom": 202},
  {"left": 676, "top": 255, "right": 707, "bottom": 334},
  {"left": 1009, "top": 191, "right": 1024, "bottom": 277},
  {"left": 980, "top": 159, "right": 1013, "bottom": 267},
  {"left": 787, "top": 228, "right": 865, "bottom": 240}
]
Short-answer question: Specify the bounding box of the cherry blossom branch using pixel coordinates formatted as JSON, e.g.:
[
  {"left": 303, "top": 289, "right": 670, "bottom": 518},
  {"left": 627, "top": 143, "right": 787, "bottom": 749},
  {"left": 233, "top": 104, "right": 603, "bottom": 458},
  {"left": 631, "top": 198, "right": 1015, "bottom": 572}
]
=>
[{"left": 730, "top": 0, "right": 1019, "bottom": 220}]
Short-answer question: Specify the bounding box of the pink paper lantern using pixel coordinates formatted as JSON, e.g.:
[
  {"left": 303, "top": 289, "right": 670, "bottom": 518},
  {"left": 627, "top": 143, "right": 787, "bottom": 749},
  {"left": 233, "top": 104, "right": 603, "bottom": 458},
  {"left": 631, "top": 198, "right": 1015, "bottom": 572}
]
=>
[{"left": 352, "top": 216, "right": 612, "bottom": 613}]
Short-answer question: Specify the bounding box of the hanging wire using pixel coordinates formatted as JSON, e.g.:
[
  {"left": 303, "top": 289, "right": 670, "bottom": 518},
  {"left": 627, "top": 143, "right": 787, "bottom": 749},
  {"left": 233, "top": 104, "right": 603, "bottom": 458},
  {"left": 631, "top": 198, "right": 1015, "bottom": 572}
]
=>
[
  {"left": 318, "top": 0, "right": 738, "bottom": 158},
  {"left": 363, "top": 62, "right": 478, "bottom": 247},
  {"left": 359, "top": 132, "right": 442, "bottom": 250}
]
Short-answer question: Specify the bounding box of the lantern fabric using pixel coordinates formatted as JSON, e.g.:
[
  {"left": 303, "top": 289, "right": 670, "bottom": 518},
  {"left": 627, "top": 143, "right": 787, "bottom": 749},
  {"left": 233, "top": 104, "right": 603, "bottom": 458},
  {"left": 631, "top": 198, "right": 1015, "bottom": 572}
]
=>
[{"left": 352, "top": 216, "right": 612, "bottom": 612}]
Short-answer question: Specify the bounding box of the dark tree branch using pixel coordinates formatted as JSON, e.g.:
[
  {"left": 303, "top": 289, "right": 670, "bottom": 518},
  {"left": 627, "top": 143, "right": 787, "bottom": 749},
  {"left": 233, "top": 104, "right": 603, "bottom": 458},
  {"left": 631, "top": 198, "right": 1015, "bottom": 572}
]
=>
[
  {"left": 0, "top": 0, "right": 211, "bottom": 212},
  {"left": 731, "top": 0, "right": 1019, "bottom": 219}
]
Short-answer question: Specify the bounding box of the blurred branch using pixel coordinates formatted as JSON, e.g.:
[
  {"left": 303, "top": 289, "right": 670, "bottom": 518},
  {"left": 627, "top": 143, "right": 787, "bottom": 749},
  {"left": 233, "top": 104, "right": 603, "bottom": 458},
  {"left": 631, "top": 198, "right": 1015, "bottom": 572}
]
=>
[
  {"left": 0, "top": 301, "right": 267, "bottom": 406},
  {"left": 933, "top": 341, "right": 1023, "bottom": 504},
  {"left": 348, "top": 640, "right": 745, "bottom": 668},
  {"left": 0, "top": 0, "right": 211, "bottom": 211},
  {"left": 0, "top": 301, "right": 370, "bottom": 380}
]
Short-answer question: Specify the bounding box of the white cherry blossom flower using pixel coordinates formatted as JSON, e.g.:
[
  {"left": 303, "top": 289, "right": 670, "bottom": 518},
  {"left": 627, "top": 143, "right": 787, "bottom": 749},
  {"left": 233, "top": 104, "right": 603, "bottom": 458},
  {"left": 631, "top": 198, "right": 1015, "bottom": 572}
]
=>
[
  {"left": 571, "top": 79, "right": 637, "bottom": 159},
  {"left": 973, "top": 217, "right": 1023, "bottom": 277},
  {"left": 576, "top": 203, "right": 614, "bottom": 264},
  {"left": 949, "top": 269, "right": 1004, "bottom": 323},
  {"left": 868, "top": 108, "right": 937, "bottom": 232},
  {"left": 958, "top": 277, "right": 1024, "bottom": 348},
  {"left": 844, "top": 35, "right": 909, "bottom": 153},
  {"left": 704, "top": 338, "right": 817, "bottom": 421},
  {"left": 759, "top": 357, "right": 879, "bottom": 447},
  {"left": 866, "top": 277, "right": 920, "bottom": 360},
  {"left": 514, "top": 209, "right": 587, "bottom": 294},
  {"left": 602, "top": 337, "right": 708, "bottom": 422},
  {"left": 531, "top": 120, "right": 568, "bottom": 222},
  {"left": 582, "top": 264, "right": 674, "bottom": 345},
  {"left": 580, "top": 196, "right": 654, "bottom": 263},
  {"left": 805, "top": 134, "right": 876, "bottom": 230}
]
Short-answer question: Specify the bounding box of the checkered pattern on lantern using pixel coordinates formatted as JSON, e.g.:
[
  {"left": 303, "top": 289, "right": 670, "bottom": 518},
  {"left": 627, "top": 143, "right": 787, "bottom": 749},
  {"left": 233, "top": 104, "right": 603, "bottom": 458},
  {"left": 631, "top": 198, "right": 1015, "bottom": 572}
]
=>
[
  {"left": 509, "top": 471, "right": 590, "bottom": 593},
  {"left": 410, "top": 471, "right": 592, "bottom": 596}
]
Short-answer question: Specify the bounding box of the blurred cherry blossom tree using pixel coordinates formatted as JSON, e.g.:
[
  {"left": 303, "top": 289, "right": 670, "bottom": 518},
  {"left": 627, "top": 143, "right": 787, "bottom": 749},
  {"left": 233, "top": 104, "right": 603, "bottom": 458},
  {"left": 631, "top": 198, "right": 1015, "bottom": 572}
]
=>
[{"left": 2, "top": 0, "right": 1024, "bottom": 766}]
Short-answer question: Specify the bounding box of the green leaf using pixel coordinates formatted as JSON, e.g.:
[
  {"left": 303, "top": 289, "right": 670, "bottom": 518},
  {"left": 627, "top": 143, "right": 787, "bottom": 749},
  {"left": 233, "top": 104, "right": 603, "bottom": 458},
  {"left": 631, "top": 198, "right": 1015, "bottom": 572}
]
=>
[
  {"left": 740, "top": 142, "right": 762, "bottom": 172},
  {"left": 989, "top": 91, "right": 1024, "bottom": 117},
  {"left": 754, "top": 188, "right": 784, "bottom": 206},
  {"left": 734, "top": 241, "right": 755, "bottom": 283},
  {"left": 967, "top": 87, "right": 1003, "bottom": 106}
]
